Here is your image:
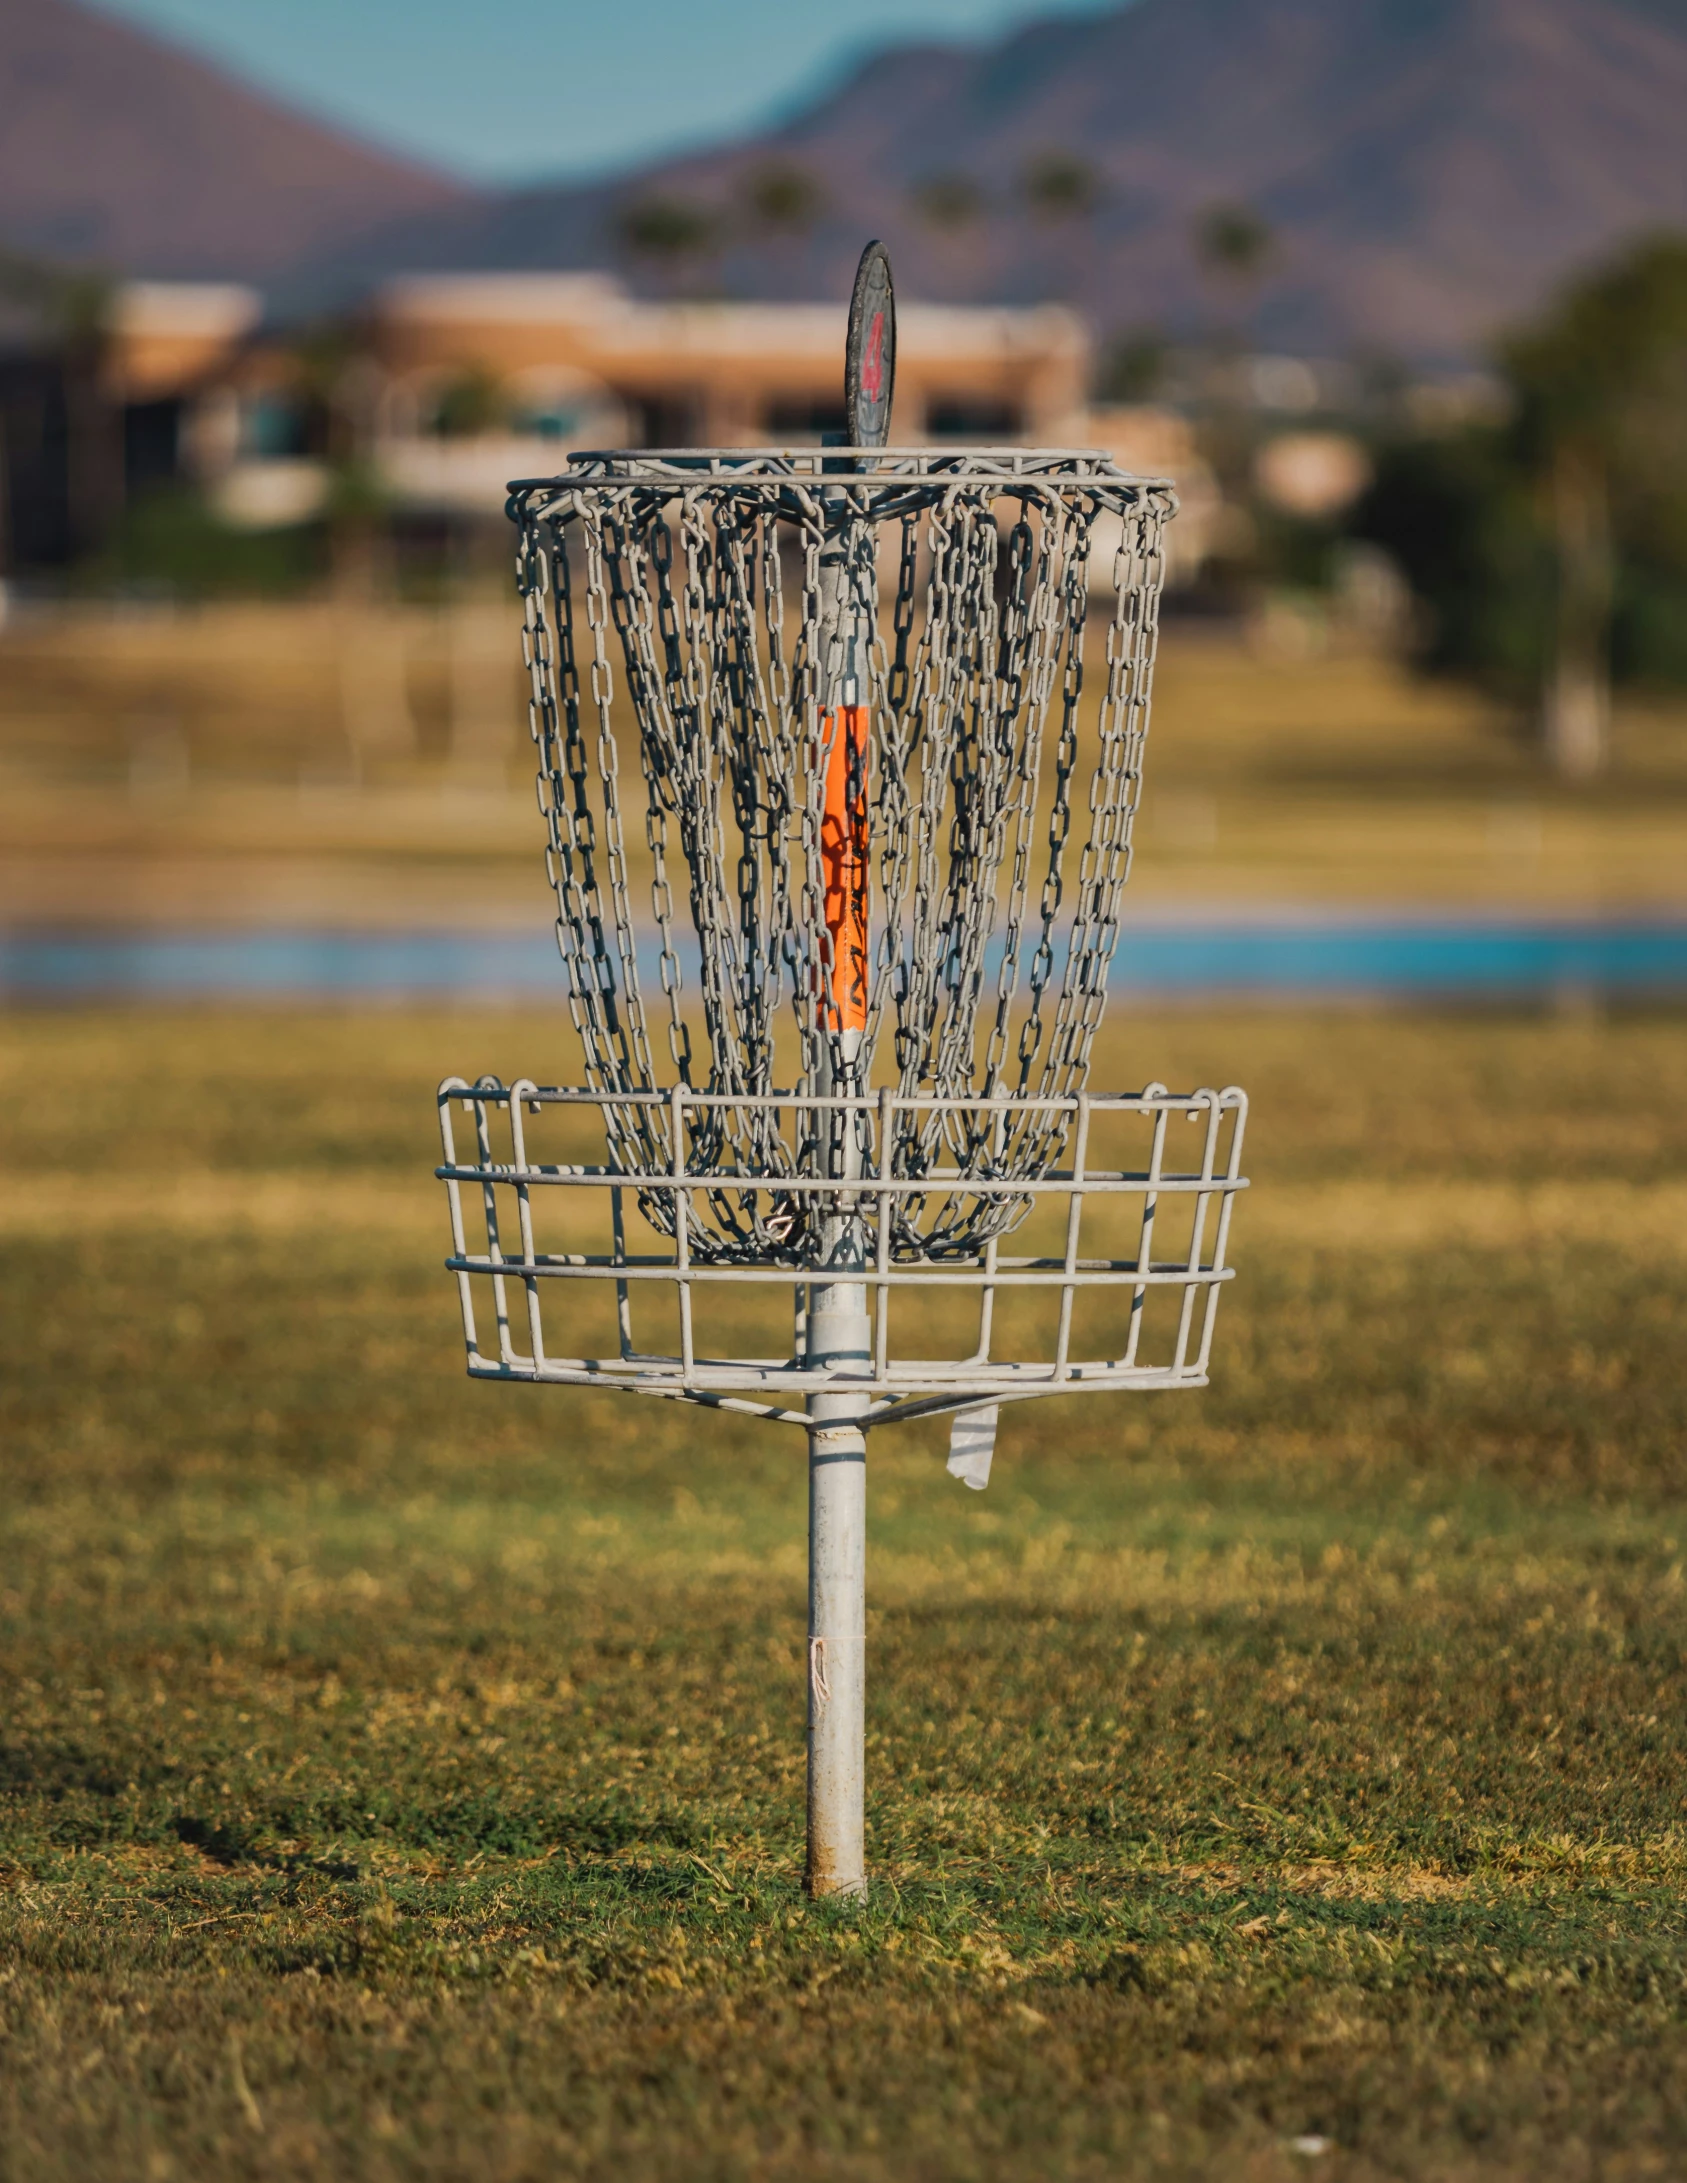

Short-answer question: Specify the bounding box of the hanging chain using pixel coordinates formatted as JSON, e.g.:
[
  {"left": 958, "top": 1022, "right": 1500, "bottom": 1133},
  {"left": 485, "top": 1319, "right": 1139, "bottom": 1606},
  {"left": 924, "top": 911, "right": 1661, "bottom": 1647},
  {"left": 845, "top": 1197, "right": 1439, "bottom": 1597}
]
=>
[{"left": 514, "top": 458, "right": 1172, "bottom": 1266}]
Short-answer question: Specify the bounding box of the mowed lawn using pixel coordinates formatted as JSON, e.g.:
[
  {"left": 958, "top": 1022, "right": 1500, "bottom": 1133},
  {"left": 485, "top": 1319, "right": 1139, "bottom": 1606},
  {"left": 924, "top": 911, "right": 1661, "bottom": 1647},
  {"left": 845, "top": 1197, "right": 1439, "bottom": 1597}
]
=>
[
  {"left": 2, "top": 1004, "right": 1687, "bottom": 2181},
  {"left": 5, "top": 604, "right": 1687, "bottom": 925}
]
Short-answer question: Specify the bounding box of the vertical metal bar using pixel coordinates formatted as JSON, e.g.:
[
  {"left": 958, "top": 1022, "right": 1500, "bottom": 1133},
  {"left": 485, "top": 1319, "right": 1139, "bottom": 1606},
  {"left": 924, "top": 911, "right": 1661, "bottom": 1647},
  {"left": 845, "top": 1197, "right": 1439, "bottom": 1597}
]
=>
[
  {"left": 611, "top": 1185, "right": 634, "bottom": 1359},
  {"left": 806, "top": 510, "right": 869, "bottom": 1900},
  {"left": 807, "top": 1078, "right": 870, "bottom": 1904},
  {"left": 439, "top": 1086, "right": 481, "bottom": 1366},
  {"left": 874, "top": 1087, "right": 893, "bottom": 1383},
  {"left": 1178, "top": 1091, "right": 1224, "bottom": 1378},
  {"left": 672, "top": 1083, "right": 694, "bottom": 1386},
  {"left": 975, "top": 1233, "right": 999, "bottom": 1366},
  {"left": 1170, "top": 1097, "right": 1215, "bottom": 1379},
  {"left": 1208, "top": 1092, "right": 1247, "bottom": 1284},
  {"left": 1194, "top": 1092, "right": 1248, "bottom": 1376},
  {"left": 1053, "top": 1092, "right": 1090, "bottom": 1381},
  {"left": 1121, "top": 1098, "right": 1168, "bottom": 1371},
  {"left": 508, "top": 1080, "right": 545, "bottom": 1367},
  {"left": 971, "top": 1102, "right": 1007, "bottom": 1365},
  {"left": 805, "top": 1376, "right": 867, "bottom": 1899},
  {"left": 474, "top": 1087, "right": 515, "bottom": 1366},
  {"left": 1188, "top": 1247, "right": 1220, "bottom": 1381}
]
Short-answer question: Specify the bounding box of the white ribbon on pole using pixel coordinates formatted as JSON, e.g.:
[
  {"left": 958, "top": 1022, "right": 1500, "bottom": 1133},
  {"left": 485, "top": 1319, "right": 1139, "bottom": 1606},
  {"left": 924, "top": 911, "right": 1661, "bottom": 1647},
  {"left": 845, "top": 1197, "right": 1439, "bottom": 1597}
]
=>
[{"left": 946, "top": 1404, "right": 999, "bottom": 1491}]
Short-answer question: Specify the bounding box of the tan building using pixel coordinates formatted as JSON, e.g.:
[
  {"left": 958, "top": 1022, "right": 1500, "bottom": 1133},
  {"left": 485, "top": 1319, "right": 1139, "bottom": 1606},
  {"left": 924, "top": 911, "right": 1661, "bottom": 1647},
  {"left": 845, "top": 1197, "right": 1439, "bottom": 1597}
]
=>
[
  {"left": 371, "top": 272, "right": 1088, "bottom": 438},
  {"left": 363, "top": 272, "right": 1093, "bottom": 516},
  {"left": 98, "top": 278, "right": 1216, "bottom": 573},
  {"left": 104, "top": 281, "right": 264, "bottom": 405}
]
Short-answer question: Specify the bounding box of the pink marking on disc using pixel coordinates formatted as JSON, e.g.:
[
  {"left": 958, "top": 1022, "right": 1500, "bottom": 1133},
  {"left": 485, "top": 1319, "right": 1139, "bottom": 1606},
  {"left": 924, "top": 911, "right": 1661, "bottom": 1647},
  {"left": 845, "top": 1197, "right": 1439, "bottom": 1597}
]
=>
[{"left": 861, "top": 311, "right": 885, "bottom": 402}]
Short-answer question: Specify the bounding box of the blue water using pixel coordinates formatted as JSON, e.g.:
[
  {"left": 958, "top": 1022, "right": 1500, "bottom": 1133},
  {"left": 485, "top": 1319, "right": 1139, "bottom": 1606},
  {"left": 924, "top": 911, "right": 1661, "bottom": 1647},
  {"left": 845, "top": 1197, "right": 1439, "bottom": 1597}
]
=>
[{"left": 4, "top": 919, "right": 1686, "bottom": 1002}]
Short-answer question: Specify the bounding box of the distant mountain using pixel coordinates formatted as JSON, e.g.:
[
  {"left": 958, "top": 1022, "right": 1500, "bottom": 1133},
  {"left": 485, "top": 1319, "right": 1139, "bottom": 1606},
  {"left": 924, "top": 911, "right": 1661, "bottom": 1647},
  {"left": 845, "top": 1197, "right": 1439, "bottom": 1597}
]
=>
[
  {"left": 8, "top": 0, "right": 1685, "bottom": 360},
  {"left": 297, "top": 0, "right": 1687, "bottom": 362},
  {"left": 0, "top": 0, "right": 473, "bottom": 280}
]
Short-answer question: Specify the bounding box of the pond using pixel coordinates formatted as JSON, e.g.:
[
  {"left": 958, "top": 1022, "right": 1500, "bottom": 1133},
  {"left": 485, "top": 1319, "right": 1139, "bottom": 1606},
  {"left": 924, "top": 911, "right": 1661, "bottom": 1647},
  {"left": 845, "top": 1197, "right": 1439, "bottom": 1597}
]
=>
[{"left": 4, "top": 918, "right": 1686, "bottom": 1004}]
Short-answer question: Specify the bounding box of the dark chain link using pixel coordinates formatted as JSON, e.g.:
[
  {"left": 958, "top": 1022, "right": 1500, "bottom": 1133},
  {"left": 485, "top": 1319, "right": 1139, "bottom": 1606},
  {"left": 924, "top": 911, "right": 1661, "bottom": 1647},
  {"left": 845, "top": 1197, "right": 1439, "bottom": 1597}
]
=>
[{"left": 514, "top": 458, "right": 1173, "bottom": 1265}]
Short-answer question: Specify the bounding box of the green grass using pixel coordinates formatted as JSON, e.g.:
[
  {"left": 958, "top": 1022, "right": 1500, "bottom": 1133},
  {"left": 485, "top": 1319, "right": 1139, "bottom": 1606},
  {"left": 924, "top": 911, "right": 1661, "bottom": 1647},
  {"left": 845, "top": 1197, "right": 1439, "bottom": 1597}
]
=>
[
  {"left": 5, "top": 610, "right": 1687, "bottom": 930},
  {"left": 3, "top": 1005, "right": 1687, "bottom": 2180}
]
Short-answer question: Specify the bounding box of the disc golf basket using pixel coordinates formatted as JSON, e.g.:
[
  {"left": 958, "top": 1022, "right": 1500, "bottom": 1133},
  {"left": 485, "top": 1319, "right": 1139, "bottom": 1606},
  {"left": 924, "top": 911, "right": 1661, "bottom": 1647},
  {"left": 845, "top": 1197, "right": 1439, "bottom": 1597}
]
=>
[{"left": 435, "top": 244, "right": 1249, "bottom": 1897}]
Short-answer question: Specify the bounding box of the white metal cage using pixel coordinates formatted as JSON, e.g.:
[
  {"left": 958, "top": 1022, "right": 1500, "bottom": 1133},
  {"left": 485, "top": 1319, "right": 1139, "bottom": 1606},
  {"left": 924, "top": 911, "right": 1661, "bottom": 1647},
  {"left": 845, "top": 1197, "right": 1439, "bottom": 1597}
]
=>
[{"left": 437, "top": 1078, "right": 1247, "bottom": 1430}]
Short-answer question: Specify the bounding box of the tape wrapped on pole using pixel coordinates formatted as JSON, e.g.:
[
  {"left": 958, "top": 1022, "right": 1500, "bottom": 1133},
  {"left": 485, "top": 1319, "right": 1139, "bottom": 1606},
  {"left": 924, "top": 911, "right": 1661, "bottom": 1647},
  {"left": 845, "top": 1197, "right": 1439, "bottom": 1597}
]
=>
[{"left": 947, "top": 1404, "right": 999, "bottom": 1491}]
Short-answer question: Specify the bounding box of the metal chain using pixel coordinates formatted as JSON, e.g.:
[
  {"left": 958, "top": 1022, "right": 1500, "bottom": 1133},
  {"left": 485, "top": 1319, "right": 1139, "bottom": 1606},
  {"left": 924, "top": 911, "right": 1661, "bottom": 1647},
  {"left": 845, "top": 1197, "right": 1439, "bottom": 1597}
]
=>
[{"left": 516, "top": 458, "right": 1172, "bottom": 1266}]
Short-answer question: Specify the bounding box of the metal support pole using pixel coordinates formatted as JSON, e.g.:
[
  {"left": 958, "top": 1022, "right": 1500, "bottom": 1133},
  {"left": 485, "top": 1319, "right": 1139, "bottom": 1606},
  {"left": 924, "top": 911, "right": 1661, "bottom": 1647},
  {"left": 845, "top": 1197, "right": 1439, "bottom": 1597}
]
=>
[
  {"left": 806, "top": 1076, "right": 870, "bottom": 1898},
  {"left": 806, "top": 1339, "right": 868, "bottom": 1898},
  {"left": 805, "top": 496, "right": 870, "bottom": 1899}
]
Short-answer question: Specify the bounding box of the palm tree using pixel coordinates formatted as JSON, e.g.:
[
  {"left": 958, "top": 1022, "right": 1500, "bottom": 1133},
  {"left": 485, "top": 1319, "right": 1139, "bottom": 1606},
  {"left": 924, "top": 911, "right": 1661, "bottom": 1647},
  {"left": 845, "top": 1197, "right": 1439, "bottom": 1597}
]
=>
[
  {"left": 1193, "top": 202, "right": 1276, "bottom": 291},
  {"left": 1019, "top": 152, "right": 1100, "bottom": 220},
  {"left": 615, "top": 196, "right": 723, "bottom": 297}
]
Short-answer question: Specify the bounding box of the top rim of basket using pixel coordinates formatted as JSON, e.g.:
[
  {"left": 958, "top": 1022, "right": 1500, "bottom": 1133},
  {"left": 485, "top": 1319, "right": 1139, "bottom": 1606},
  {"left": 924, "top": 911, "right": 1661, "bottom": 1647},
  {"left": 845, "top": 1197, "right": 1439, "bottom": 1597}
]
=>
[{"left": 506, "top": 446, "right": 1177, "bottom": 493}]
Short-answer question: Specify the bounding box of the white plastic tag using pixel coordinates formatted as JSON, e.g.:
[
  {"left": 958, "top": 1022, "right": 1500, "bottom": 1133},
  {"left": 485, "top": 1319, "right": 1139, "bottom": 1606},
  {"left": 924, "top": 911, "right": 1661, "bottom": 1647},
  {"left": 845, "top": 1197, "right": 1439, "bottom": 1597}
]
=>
[{"left": 946, "top": 1404, "right": 999, "bottom": 1491}]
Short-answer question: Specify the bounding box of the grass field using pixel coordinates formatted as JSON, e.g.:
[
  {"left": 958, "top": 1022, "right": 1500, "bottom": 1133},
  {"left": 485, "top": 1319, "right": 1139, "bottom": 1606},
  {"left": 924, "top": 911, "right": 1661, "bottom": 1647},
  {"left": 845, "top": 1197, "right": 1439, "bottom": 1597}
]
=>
[
  {"left": 3, "top": 1003, "right": 1687, "bottom": 2179},
  {"left": 3, "top": 603, "right": 1686, "bottom": 928}
]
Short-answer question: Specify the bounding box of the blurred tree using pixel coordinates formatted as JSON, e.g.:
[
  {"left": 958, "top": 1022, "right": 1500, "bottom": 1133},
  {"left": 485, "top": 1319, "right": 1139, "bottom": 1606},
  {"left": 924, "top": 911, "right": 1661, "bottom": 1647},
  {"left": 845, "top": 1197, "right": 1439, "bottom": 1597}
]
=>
[
  {"left": 0, "top": 248, "right": 110, "bottom": 347},
  {"left": 1355, "top": 430, "right": 1551, "bottom": 688},
  {"left": 1019, "top": 153, "right": 1099, "bottom": 220},
  {"left": 1187, "top": 203, "right": 1280, "bottom": 524},
  {"left": 1097, "top": 332, "right": 1168, "bottom": 403},
  {"left": 1193, "top": 202, "right": 1276, "bottom": 288},
  {"left": 911, "top": 173, "right": 984, "bottom": 231},
  {"left": 1356, "top": 235, "right": 1687, "bottom": 776},
  {"left": 88, "top": 482, "right": 324, "bottom": 599},
  {"left": 0, "top": 248, "right": 119, "bottom": 568},
  {"left": 742, "top": 162, "right": 825, "bottom": 233},
  {"left": 281, "top": 322, "right": 392, "bottom": 602},
  {"left": 1502, "top": 235, "right": 1687, "bottom": 776},
  {"left": 616, "top": 195, "right": 721, "bottom": 268},
  {"left": 428, "top": 368, "right": 506, "bottom": 440}
]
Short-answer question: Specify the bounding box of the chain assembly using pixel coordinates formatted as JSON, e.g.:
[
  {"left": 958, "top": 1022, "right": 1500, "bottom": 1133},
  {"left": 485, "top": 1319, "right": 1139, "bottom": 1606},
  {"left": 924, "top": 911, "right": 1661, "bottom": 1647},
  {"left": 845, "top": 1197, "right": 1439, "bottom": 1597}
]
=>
[{"left": 513, "top": 449, "right": 1175, "bottom": 1267}]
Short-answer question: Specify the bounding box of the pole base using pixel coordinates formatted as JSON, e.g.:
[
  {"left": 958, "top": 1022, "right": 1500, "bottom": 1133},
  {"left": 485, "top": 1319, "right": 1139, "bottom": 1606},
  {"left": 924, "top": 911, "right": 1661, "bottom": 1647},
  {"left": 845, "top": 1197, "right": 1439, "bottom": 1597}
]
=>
[
  {"left": 806, "top": 1873, "right": 869, "bottom": 1901},
  {"left": 807, "top": 1391, "right": 867, "bottom": 1901}
]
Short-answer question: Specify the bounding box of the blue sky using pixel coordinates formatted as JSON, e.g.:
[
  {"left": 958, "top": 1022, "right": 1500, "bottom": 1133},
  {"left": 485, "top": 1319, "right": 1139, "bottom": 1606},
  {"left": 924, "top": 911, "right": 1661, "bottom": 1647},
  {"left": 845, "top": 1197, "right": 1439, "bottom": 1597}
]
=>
[{"left": 91, "top": 0, "right": 1122, "bottom": 185}]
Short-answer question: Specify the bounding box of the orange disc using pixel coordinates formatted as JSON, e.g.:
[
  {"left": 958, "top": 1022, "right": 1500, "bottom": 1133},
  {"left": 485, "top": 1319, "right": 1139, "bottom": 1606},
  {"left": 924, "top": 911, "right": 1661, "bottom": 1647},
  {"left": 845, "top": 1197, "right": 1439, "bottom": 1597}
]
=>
[{"left": 819, "top": 705, "right": 870, "bottom": 1034}]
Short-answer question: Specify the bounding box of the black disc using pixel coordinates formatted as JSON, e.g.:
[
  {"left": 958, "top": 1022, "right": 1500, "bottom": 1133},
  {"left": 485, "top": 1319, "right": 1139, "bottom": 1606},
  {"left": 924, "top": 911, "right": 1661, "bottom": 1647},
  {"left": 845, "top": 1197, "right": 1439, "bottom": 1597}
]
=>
[{"left": 844, "top": 241, "right": 895, "bottom": 449}]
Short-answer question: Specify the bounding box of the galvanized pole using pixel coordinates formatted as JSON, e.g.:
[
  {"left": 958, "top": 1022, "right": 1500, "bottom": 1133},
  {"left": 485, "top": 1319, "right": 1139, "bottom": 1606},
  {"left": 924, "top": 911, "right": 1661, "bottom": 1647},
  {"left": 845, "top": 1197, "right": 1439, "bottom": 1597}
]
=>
[
  {"left": 805, "top": 1321, "right": 868, "bottom": 1897},
  {"left": 806, "top": 507, "right": 870, "bottom": 1899},
  {"left": 803, "top": 248, "right": 893, "bottom": 1899}
]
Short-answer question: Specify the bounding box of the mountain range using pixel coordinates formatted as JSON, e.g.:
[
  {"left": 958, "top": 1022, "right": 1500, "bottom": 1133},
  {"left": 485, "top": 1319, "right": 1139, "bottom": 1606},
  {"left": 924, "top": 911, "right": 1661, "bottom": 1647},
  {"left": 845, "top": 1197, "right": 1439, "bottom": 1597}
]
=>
[
  {"left": 6, "top": 0, "right": 1687, "bottom": 361},
  {"left": 0, "top": 0, "right": 469, "bottom": 278}
]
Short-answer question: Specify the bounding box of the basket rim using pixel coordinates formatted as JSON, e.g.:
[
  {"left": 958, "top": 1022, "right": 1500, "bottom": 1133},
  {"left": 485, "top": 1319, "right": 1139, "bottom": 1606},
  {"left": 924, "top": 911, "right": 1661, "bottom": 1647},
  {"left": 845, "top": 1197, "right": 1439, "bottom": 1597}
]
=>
[{"left": 507, "top": 445, "right": 1177, "bottom": 493}]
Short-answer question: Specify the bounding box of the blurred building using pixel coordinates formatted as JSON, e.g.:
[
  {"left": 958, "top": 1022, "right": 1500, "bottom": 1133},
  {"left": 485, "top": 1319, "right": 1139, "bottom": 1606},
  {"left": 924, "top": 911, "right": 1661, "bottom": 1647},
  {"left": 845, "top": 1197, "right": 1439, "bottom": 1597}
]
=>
[
  {"left": 81, "top": 272, "right": 1095, "bottom": 538},
  {"left": 1252, "top": 429, "right": 1372, "bottom": 520},
  {"left": 368, "top": 272, "right": 1091, "bottom": 507},
  {"left": 2, "top": 276, "right": 264, "bottom": 574},
  {"left": 1083, "top": 404, "right": 1218, "bottom": 583},
  {"left": 6, "top": 272, "right": 1309, "bottom": 597}
]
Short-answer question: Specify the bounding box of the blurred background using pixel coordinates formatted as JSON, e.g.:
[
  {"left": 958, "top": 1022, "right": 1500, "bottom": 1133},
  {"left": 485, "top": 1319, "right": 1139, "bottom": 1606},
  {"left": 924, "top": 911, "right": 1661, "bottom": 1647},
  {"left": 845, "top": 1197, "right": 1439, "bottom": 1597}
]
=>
[{"left": 2, "top": 0, "right": 1685, "bottom": 992}]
